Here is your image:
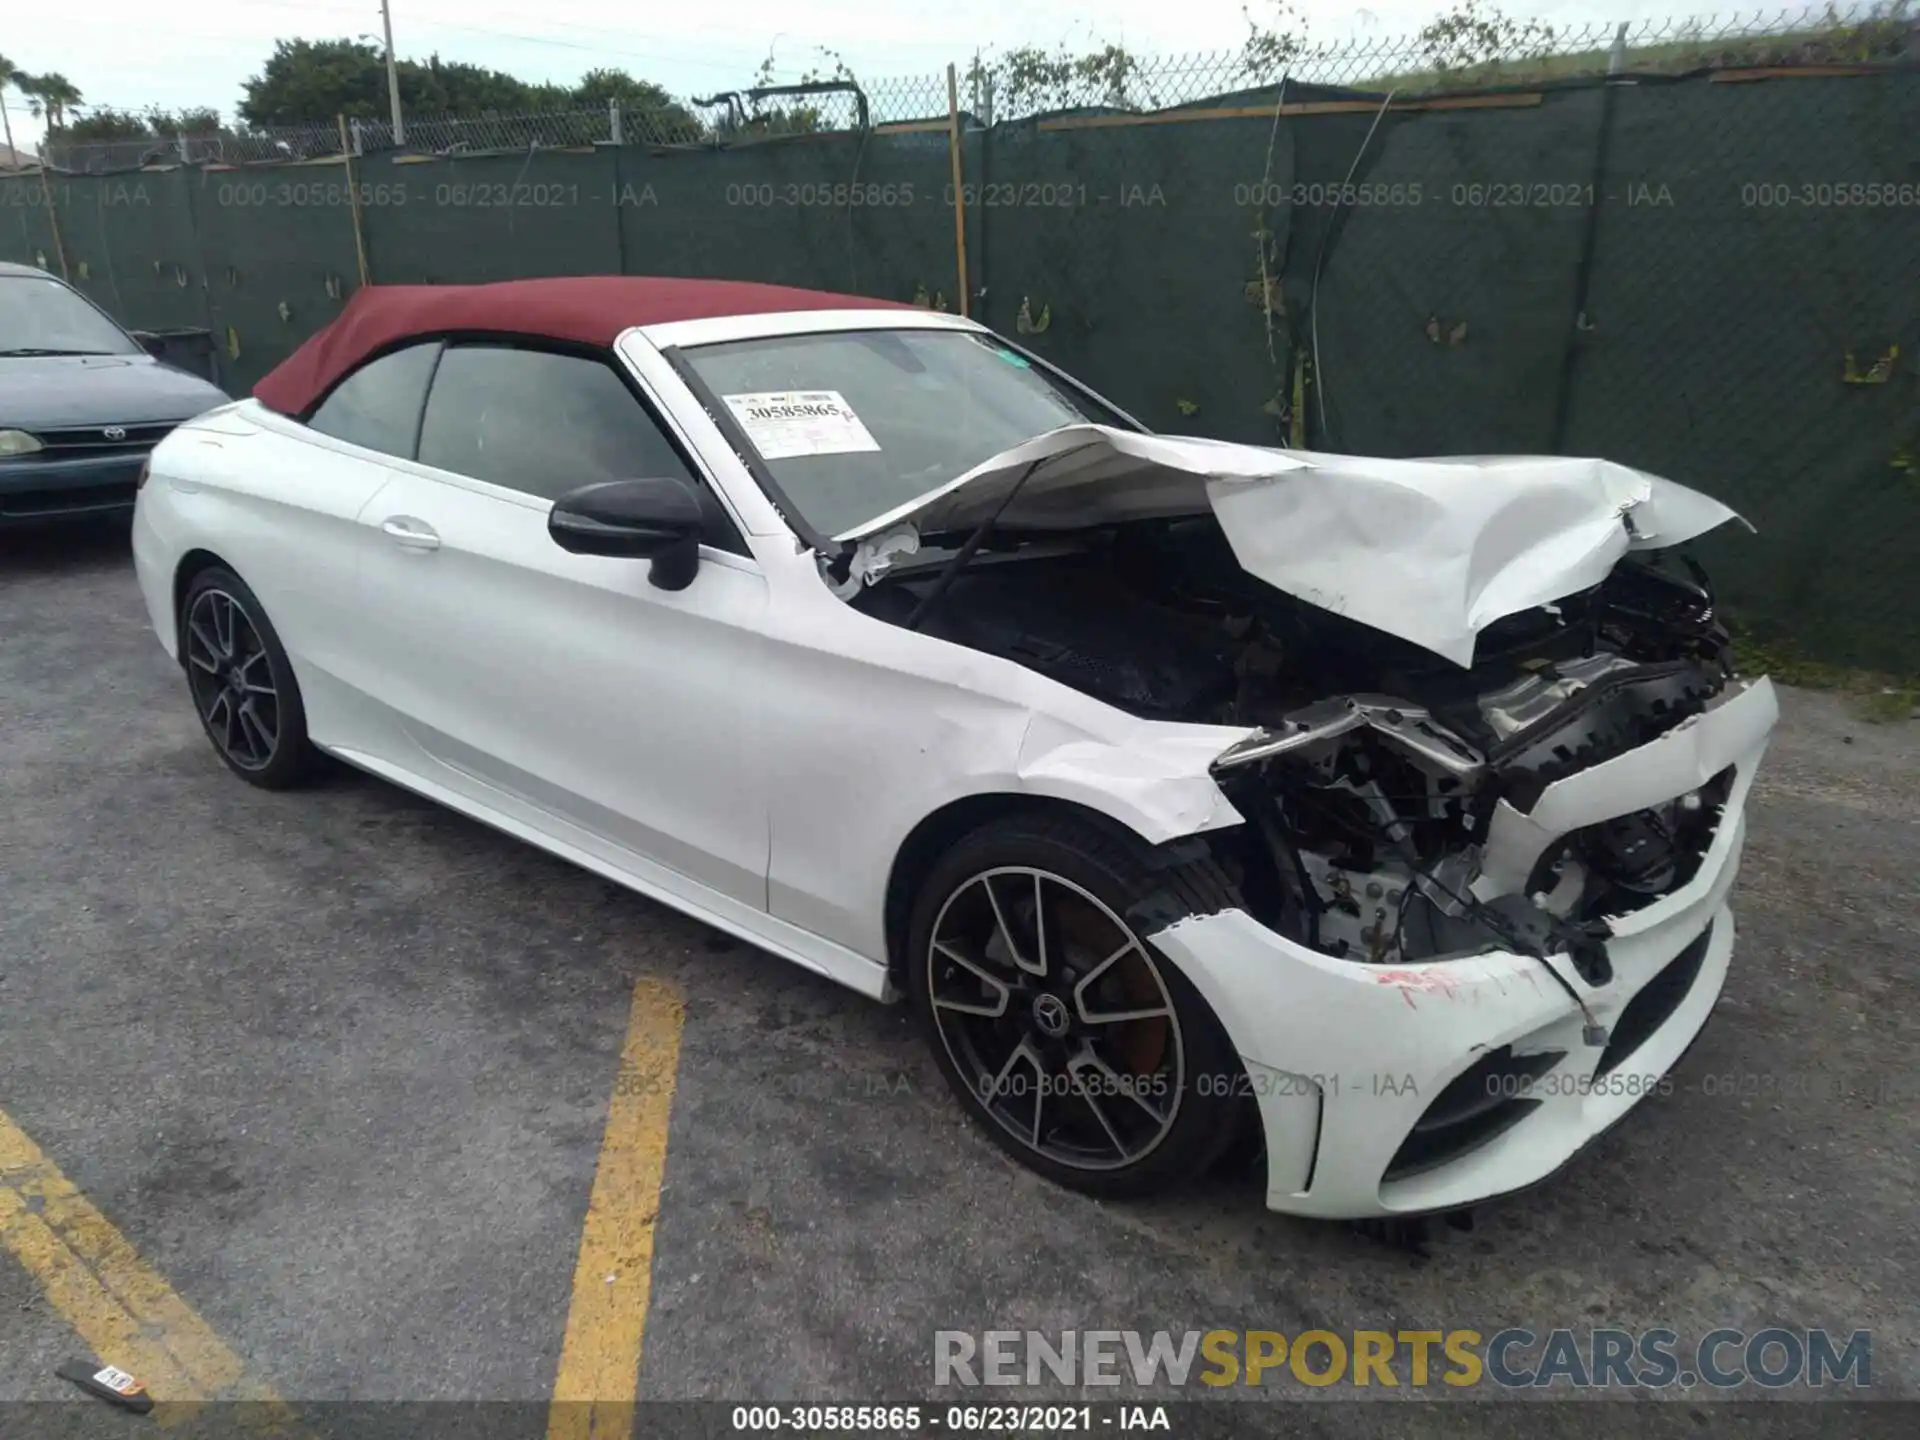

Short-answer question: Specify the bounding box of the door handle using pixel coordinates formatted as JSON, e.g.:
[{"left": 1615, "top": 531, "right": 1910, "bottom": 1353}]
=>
[{"left": 381, "top": 516, "right": 441, "bottom": 552}]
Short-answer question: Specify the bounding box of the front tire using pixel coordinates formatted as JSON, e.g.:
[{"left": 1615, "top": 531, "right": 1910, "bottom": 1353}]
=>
[
  {"left": 905, "top": 810, "right": 1246, "bottom": 1200},
  {"left": 179, "top": 566, "right": 317, "bottom": 789}
]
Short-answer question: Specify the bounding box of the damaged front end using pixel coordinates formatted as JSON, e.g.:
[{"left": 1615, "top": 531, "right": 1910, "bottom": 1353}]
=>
[
  {"left": 1207, "top": 564, "right": 1749, "bottom": 979},
  {"left": 1147, "top": 552, "right": 1781, "bottom": 1214},
  {"left": 838, "top": 427, "right": 1778, "bottom": 1214},
  {"left": 858, "top": 498, "right": 1771, "bottom": 992}
]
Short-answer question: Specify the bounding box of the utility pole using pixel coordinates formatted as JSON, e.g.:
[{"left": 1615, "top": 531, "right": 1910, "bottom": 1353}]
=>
[{"left": 381, "top": 0, "right": 406, "bottom": 147}]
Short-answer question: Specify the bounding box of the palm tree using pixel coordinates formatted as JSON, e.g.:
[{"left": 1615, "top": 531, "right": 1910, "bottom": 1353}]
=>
[
  {"left": 0, "top": 53, "right": 22, "bottom": 166},
  {"left": 21, "top": 72, "right": 82, "bottom": 131},
  {"left": 40, "top": 73, "right": 83, "bottom": 132},
  {"left": 13, "top": 73, "right": 43, "bottom": 126}
]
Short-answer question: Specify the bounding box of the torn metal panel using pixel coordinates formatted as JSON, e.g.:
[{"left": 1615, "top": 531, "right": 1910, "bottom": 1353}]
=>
[
  {"left": 835, "top": 424, "right": 1310, "bottom": 544},
  {"left": 832, "top": 523, "right": 920, "bottom": 597},
  {"left": 1473, "top": 677, "right": 1778, "bottom": 902},
  {"left": 1015, "top": 711, "right": 1250, "bottom": 844},
  {"left": 841, "top": 425, "right": 1744, "bottom": 667},
  {"left": 1208, "top": 452, "right": 1746, "bottom": 666}
]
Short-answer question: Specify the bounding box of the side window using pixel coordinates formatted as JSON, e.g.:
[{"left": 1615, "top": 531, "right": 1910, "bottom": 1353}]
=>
[
  {"left": 417, "top": 345, "right": 676, "bottom": 493},
  {"left": 417, "top": 343, "right": 744, "bottom": 553},
  {"left": 305, "top": 341, "right": 441, "bottom": 458}
]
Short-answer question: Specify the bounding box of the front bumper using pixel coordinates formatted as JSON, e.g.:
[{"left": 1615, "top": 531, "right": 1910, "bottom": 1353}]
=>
[
  {"left": 0, "top": 453, "right": 145, "bottom": 524},
  {"left": 1150, "top": 676, "right": 1777, "bottom": 1220}
]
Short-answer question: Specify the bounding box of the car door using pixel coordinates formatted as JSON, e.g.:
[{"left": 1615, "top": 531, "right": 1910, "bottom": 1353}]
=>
[
  {"left": 233, "top": 339, "right": 443, "bottom": 755},
  {"left": 350, "top": 340, "right": 772, "bottom": 910}
]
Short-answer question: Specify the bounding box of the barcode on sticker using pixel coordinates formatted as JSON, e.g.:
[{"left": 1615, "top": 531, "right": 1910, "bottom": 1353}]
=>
[{"left": 93, "top": 1366, "right": 143, "bottom": 1394}]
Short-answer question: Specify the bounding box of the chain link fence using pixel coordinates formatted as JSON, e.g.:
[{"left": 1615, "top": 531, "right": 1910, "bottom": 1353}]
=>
[
  {"left": 34, "top": 5, "right": 1917, "bottom": 173},
  {"left": 959, "top": 4, "right": 1919, "bottom": 118}
]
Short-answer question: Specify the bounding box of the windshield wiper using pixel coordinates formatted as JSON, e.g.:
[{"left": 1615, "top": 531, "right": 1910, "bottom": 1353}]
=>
[
  {"left": 904, "top": 459, "right": 1045, "bottom": 631},
  {"left": 0, "top": 348, "right": 117, "bottom": 357}
]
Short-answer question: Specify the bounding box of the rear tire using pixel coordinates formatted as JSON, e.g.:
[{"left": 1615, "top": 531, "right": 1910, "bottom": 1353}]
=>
[
  {"left": 179, "top": 566, "right": 317, "bottom": 790},
  {"left": 905, "top": 809, "right": 1246, "bottom": 1200}
]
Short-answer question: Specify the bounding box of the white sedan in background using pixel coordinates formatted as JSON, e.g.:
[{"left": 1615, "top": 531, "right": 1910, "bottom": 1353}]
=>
[{"left": 133, "top": 276, "right": 1776, "bottom": 1221}]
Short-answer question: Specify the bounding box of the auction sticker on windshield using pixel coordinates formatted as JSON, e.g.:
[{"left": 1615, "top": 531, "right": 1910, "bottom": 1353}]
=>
[{"left": 723, "top": 390, "right": 881, "bottom": 460}]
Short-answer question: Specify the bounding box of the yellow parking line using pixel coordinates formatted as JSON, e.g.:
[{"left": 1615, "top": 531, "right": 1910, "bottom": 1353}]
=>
[
  {"left": 549, "top": 977, "right": 686, "bottom": 1440},
  {"left": 0, "top": 1106, "right": 297, "bottom": 1424}
]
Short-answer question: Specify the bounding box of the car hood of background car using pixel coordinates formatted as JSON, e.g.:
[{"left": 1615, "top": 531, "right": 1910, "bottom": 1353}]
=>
[
  {"left": 0, "top": 354, "right": 228, "bottom": 427},
  {"left": 836, "top": 424, "right": 1747, "bottom": 667}
]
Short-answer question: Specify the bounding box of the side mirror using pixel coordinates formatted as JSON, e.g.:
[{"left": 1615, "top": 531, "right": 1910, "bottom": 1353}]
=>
[{"left": 549, "top": 477, "right": 705, "bottom": 591}]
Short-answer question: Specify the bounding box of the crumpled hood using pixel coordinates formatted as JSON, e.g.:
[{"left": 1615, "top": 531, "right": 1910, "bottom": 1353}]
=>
[{"left": 837, "top": 425, "right": 1746, "bottom": 668}]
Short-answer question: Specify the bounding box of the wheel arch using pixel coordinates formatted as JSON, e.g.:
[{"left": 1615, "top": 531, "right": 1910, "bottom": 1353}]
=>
[
  {"left": 891, "top": 793, "right": 1262, "bottom": 1193},
  {"left": 881, "top": 791, "right": 1238, "bottom": 991},
  {"left": 171, "top": 548, "right": 234, "bottom": 663}
]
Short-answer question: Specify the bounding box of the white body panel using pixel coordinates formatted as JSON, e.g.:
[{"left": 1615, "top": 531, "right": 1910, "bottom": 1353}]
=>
[{"left": 132, "top": 306, "right": 1774, "bottom": 1220}]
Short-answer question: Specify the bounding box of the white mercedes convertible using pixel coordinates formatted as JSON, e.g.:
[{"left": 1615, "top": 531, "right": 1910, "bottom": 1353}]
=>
[{"left": 132, "top": 276, "right": 1777, "bottom": 1220}]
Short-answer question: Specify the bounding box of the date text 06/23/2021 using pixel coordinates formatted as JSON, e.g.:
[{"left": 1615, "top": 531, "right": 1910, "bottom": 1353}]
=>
[{"left": 729, "top": 1406, "right": 1170, "bottom": 1433}]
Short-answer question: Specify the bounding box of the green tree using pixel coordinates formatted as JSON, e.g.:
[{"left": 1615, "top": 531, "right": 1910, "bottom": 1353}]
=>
[
  {"left": 1238, "top": 1, "right": 1313, "bottom": 83},
  {"left": 240, "top": 39, "right": 406, "bottom": 125},
  {"left": 967, "top": 41, "right": 1153, "bottom": 118},
  {"left": 572, "top": 67, "right": 700, "bottom": 137},
  {"left": 240, "top": 38, "right": 700, "bottom": 139},
  {"left": 411, "top": 52, "right": 545, "bottom": 113},
  {"left": 18, "top": 71, "right": 83, "bottom": 130},
  {"left": 64, "top": 105, "right": 225, "bottom": 143},
  {"left": 1416, "top": 0, "right": 1557, "bottom": 83},
  {"left": 157, "top": 106, "right": 225, "bottom": 136},
  {"left": 240, "top": 38, "right": 547, "bottom": 125},
  {"left": 63, "top": 107, "right": 150, "bottom": 142}
]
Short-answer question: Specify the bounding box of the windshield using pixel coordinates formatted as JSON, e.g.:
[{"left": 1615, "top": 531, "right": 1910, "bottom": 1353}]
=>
[
  {"left": 679, "top": 328, "right": 1128, "bottom": 537},
  {"left": 0, "top": 275, "right": 141, "bottom": 357}
]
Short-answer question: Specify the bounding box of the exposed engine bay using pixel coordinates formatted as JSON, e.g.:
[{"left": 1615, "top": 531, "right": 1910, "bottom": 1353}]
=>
[{"left": 851, "top": 516, "right": 1739, "bottom": 974}]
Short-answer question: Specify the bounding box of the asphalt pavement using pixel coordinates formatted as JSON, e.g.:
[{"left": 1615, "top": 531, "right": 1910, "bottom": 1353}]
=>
[{"left": 0, "top": 522, "right": 1914, "bottom": 1438}]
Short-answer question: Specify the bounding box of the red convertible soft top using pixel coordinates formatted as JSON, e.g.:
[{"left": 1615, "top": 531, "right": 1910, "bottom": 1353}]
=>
[{"left": 252, "top": 275, "right": 913, "bottom": 416}]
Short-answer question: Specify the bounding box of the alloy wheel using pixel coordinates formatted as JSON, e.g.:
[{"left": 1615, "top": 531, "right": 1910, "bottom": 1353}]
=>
[
  {"left": 183, "top": 588, "right": 281, "bottom": 771},
  {"left": 926, "top": 866, "right": 1185, "bottom": 1171}
]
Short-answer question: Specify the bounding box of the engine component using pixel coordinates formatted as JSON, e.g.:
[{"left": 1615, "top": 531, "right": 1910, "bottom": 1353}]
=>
[
  {"left": 1211, "top": 696, "right": 1484, "bottom": 776},
  {"left": 1474, "top": 654, "right": 1641, "bottom": 742},
  {"left": 862, "top": 563, "right": 1242, "bottom": 720},
  {"left": 1299, "top": 852, "right": 1414, "bottom": 962},
  {"left": 1489, "top": 659, "right": 1727, "bottom": 809}
]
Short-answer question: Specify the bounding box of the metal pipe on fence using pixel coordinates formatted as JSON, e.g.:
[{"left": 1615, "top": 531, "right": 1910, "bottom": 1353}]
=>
[
  {"left": 37, "top": 166, "right": 69, "bottom": 281},
  {"left": 1607, "top": 19, "right": 1631, "bottom": 73},
  {"left": 946, "top": 63, "right": 970, "bottom": 317},
  {"left": 1548, "top": 21, "right": 1635, "bottom": 452},
  {"left": 381, "top": 0, "right": 407, "bottom": 147},
  {"left": 337, "top": 115, "right": 371, "bottom": 290}
]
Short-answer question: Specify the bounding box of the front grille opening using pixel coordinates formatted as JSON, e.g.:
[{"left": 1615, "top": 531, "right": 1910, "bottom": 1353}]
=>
[
  {"left": 1542, "top": 765, "right": 1737, "bottom": 922},
  {"left": 1596, "top": 922, "right": 1713, "bottom": 1076},
  {"left": 1385, "top": 1045, "right": 1564, "bottom": 1181},
  {"left": 33, "top": 422, "right": 175, "bottom": 458}
]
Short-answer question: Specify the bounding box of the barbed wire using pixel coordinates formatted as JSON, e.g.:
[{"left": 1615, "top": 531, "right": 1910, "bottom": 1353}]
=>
[{"left": 28, "top": 3, "right": 1917, "bottom": 173}]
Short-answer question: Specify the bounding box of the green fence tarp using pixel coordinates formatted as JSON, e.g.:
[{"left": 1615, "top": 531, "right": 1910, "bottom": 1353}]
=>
[{"left": 3, "top": 67, "right": 1914, "bottom": 670}]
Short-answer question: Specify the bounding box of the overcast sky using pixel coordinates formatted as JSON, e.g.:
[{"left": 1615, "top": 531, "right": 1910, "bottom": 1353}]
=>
[{"left": 1, "top": 0, "right": 1785, "bottom": 148}]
